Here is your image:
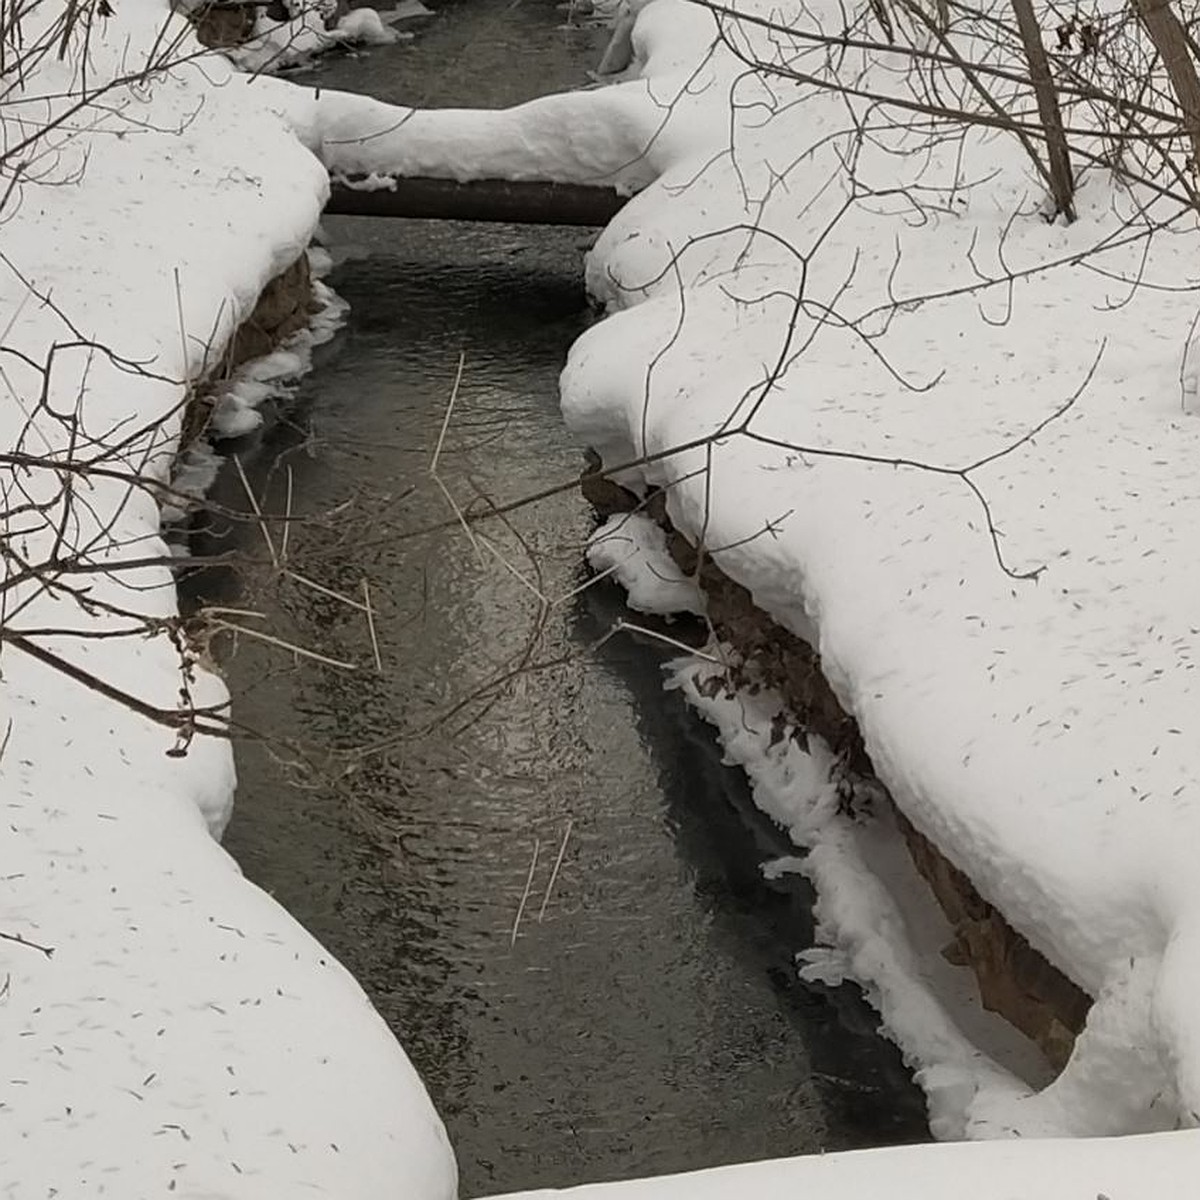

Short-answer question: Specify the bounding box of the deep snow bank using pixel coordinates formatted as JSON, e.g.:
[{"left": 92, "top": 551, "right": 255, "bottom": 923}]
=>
[
  {"left": 554, "top": 0, "right": 1200, "bottom": 1142},
  {"left": 283, "top": 0, "right": 1200, "bottom": 1141},
  {"left": 0, "top": 3, "right": 454, "bottom": 1194}
]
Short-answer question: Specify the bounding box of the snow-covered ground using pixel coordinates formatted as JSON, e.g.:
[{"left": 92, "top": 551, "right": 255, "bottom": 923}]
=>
[
  {"left": 286, "top": 0, "right": 1200, "bottom": 1154},
  {"left": 12, "top": 0, "right": 1200, "bottom": 1189},
  {"left": 0, "top": 2, "right": 454, "bottom": 1195},
  {"left": 554, "top": 0, "right": 1200, "bottom": 1145}
]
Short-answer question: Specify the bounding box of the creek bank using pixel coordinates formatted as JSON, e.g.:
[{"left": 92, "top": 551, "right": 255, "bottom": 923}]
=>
[
  {"left": 581, "top": 462, "right": 1092, "bottom": 1074},
  {"left": 196, "top": 0, "right": 940, "bottom": 1174},
  {"left": 204, "top": 238, "right": 933, "bottom": 1192},
  {"left": 179, "top": 251, "right": 318, "bottom": 446}
]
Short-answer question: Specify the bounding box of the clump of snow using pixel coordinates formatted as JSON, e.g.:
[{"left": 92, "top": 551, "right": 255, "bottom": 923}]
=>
[
  {"left": 210, "top": 251, "right": 348, "bottom": 441},
  {"left": 665, "top": 649, "right": 1055, "bottom": 1138},
  {"left": 587, "top": 512, "right": 705, "bottom": 616},
  {"left": 280, "top": 5, "right": 722, "bottom": 195},
  {"left": 165, "top": 439, "right": 226, "bottom": 522},
  {"left": 226, "top": 6, "right": 342, "bottom": 72},
  {"left": 225, "top": 5, "right": 404, "bottom": 74},
  {"left": 165, "top": 248, "right": 347, "bottom": 522},
  {"left": 0, "top": 0, "right": 455, "bottom": 1194},
  {"left": 336, "top": 6, "right": 402, "bottom": 45}
]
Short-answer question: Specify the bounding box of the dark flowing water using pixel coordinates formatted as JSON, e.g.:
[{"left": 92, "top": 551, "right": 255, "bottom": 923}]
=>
[{"left": 189, "top": 3, "right": 928, "bottom": 1194}]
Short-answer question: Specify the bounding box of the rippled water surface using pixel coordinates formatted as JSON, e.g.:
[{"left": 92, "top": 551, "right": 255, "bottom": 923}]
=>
[{"left": 192, "top": 4, "right": 929, "bottom": 1194}]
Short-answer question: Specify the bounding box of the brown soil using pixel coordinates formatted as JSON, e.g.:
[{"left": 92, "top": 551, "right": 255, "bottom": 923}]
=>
[
  {"left": 582, "top": 458, "right": 1092, "bottom": 1071},
  {"left": 190, "top": 4, "right": 256, "bottom": 49},
  {"left": 188, "top": 0, "right": 338, "bottom": 48},
  {"left": 222, "top": 253, "right": 318, "bottom": 370},
  {"left": 180, "top": 253, "right": 317, "bottom": 448}
]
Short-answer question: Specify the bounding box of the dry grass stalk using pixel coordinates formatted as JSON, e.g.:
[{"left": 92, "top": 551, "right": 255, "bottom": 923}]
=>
[
  {"left": 537, "top": 818, "right": 574, "bottom": 923},
  {"left": 510, "top": 836, "right": 541, "bottom": 947}
]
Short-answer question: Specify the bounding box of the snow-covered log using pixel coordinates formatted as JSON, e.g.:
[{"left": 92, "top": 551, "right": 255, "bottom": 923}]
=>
[{"left": 325, "top": 175, "right": 627, "bottom": 224}]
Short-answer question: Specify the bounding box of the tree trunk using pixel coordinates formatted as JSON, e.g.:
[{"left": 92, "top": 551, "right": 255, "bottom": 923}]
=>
[
  {"left": 1133, "top": 0, "right": 1200, "bottom": 174},
  {"left": 1010, "top": 0, "right": 1076, "bottom": 220}
]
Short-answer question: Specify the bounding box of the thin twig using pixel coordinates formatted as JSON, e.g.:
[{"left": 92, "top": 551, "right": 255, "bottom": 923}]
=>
[
  {"left": 614, "top": 618, "right": 722, "bottom": 661},
  {"left": 233, "top": 454, "right": 277, "bottom": 569},
  {"left": 431, "top": 350, "right": 466, "bottom": 476},
  {"left": 208, "top": 618, "right": 358, "bottom": 671},
  {"left": 285, "top": 569, "right": 369, "bottom": 612},
  {"left": 280, "top": 465, "right": 294, "bottom": 562},
  {"left": 0, "top": 929, "right": 54, "bottom": 958}
]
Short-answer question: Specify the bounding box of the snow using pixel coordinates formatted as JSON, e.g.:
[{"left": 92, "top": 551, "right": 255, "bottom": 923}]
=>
[
  {"left": 223, "top": 5, "right": 406, "bottom": 74},
  {"left": 587, "top": 513, "right": 705, "bottom": 616},
  {"left": 336, "top": 7, "right": 403, "bottom": 46},
  {"left": 226, "top": 9, "right": 343, "bottom": 73},
  {"left": 274, "top": 1, "right": 722, "bottom": 193},
  {"left": 299, "top": 84, "right": 669, "bottom": 194},
  {"left": 280, "top": 0, "right": 1200, "bottom": 1150},
  {"left": 12, "top": 0, "right": 1200, "bottom": 1185},
  {"left": 485, "top": 1126, "right": 1200, "bottom": 1200},
  {"left": 666, "top": 646, "right": 1123, "bottom": 1132},
  {"left": 547, "top": 0, "right": 1200, "bottom": 1142},
  {"left": 1, "top": 1, "right": 454, "bottom": 1194},
  {"left": 162, "top": 247, "right": 347, "bottom": 524},
  {"left": 215, "top": 251, "right": 348, "bottom": 440}
]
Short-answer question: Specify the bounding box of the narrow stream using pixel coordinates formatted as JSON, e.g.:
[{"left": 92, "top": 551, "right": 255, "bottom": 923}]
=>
[{"left": 187, "top": 4, "right": 929, "bottom": 1194}]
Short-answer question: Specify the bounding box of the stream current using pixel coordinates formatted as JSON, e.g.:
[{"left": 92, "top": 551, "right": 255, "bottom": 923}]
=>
[{"left": 189, "top": 3, "right": 930, "bottom": 1193}]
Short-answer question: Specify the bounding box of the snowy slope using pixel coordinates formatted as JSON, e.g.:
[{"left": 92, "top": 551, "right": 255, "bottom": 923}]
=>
[
  {"left": 554, "top": 0, "right": 1200, "bottom": 1140},
  {"left": 11, "top": 0, "right": 1200, "bottom": 1183},
  {"left": 487, "top": 1126, "right": 1199, "bottom": 1200},
  {"left": 0, "top": 3, "right": 454, "bottom": 1195},
  {"left": 275, "top": 0, "right": 1200, "bottom": 1140}
]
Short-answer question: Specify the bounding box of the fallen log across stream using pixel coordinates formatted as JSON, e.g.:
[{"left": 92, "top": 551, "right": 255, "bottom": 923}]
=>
[{"left": 325, "top": 175, "right": 629, "bottom": 226}]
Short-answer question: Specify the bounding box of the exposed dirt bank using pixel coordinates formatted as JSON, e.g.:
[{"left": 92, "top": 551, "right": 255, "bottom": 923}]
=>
[{"left": 181, "top": 251, "right": 316, "bottom": 446}]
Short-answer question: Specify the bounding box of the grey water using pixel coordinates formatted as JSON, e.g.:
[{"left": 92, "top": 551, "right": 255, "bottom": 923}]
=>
[{"left": 188, "top": 2, "right": 929, "bottom": 1194}]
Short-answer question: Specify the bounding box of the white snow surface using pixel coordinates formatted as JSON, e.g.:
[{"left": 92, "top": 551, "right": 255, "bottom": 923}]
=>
[
  {"left": 13, "top": 0, "right": 1200, "bottom": 1185},
  {"left": 336, "top": 7, "right": 403, "bottom": 45},
  {"left": 1, "top": 3, "right": 454, "bottom": 1195},
  {"left": 485, "top": 1127, "right": 1200, "bottom": 1200},
  {"left": 586, "top": 513, "right": 705, "bottom": 616},
  {"left": 279, "top": 2, "right": 721, "bottom": 193},
  {"left": 545, "top": 0, "right": 1200, "bottom": 1142}
]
